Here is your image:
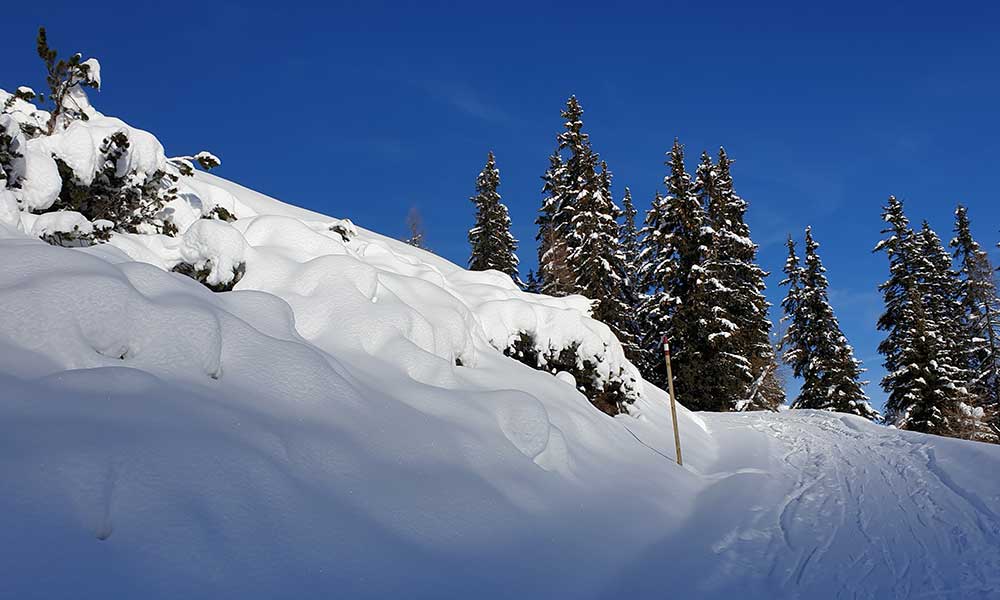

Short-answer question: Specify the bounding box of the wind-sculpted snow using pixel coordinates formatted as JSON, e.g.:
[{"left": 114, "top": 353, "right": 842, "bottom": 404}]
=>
[{"left": 2, "top": 171, "right": 1000, "bottom": 597}]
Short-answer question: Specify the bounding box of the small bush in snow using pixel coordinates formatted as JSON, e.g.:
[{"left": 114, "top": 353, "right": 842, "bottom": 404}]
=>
[
  {"left": 0, "top": 117, "right": 23, "bottom": 188},
  {"left": 206, "top": 205, "right": 236, "bottom": 223},
  {"left": 52, "top": 130, "right": 179, "bottom": 239},
  {"left": 171, "top": 261, "right": 246, "bottom": 292},
  {"left": 329, "top": 218, "right": 357, "bottom": 242},
  {"left": 503, "top": 331, "right": 636, "bottom": 416}
]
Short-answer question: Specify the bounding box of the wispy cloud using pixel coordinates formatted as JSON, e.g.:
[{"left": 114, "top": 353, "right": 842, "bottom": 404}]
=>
[{"left": 420, "top": 81, "right": 514, "bottom": 123}]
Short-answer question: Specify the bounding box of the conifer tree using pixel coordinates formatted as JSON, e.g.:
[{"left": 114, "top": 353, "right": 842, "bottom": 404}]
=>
[
  {"left": 951, "top": 205, "right": 1000, "bottom": 411},
  {"left": 781, "top": 228, "right": 878, "bottom": 418},
  {"left": 537, "top": 97, "right": 598, "bottom": 297},
  {"left": 618, "top": 186, "right": 648, "bottom": 369},
  {"left": 567, "top": 159, "right": 637, "bottom": 362},
  {"left": 536, "top": 149, "right": 570, "bottom": 295},
  {"left": 619, "top": 186, "right": 640, "bottom": 297},
  {"left": 891, "top": 290, "right": 961, "bottom": 435},
  {"left": 523, "top": 270, "right": 541, "bottom": 294},
  {"left": 704, "top": 148, "right": 784, "bottom": 411},
  {"left": 915, "top": 222, "right": 973, "bottom": 390},
  {"left": 875, "top": 197, "right": 969, "bottom": 432},
  {"left": 639, "top": 139, "right": 714, "bottom": 407},
  {"left": 468, "top": 151, "right": 520, "bottom": 283}
]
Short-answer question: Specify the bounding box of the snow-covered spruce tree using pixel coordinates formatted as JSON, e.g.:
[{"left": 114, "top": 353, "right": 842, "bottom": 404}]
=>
[
  {"left": 781, "top": 228, "right": 878, "bottom": 419},
  {"left": 639, "top": 139, "right": 715, "bottom": 408},
  {"left": 567, "top": 159, "right": 637, "bottom": 363},
  {"left": 703, "top": 148, "right": 784, "bottom": 411},
  {"left": 891, "top": 289, "right": 964, "bottom": 436},
  {"left": 618, "top": 186, "right": 649, "bottom": 369},
  {"left": 683, "top": 151, "right": 748, "bottom": 410},
  {"left": 619, "top": 186, "right": 640, "bottom": 298},
  {"left": 951, "top": 205, "right": 1000, "bottom": 413},
  {"left": 875, "top": 197, "right": 970, "bottom": 434},
  {"left": 874, "top": 196, "right": 919, "bottom": 426},
  {"left": 468, "top": 151, "right": 520, "bottom": 283},
  {"left": 914, "top": 222, "right": 974, "bottom": 390},
  {"left": 538, "top": 96, "right": 601, "bottom": 297},
  {"left": 536, "top": 149, "right": 573, "bottom": 296}
]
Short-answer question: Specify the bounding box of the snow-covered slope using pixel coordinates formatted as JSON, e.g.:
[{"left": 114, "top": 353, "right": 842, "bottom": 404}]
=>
[{"left": 2, "top": 155, "right": 1000, "bottom": 597}]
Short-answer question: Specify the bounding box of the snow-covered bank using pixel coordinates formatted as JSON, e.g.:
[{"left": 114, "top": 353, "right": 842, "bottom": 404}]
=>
[
  {"left": 2, "top": 81, "right": 1000, "bottom": 597},
  {"left": 2, "top": 177, "right": 1000, "bottom": 598}
]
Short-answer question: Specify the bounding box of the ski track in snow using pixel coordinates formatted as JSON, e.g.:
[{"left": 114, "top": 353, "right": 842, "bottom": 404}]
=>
[{"left": 668, "top": 410, "right": 1000, "bottom": 600}]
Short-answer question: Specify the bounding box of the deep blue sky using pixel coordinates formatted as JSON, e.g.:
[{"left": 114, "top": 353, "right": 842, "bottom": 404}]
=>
[{"left": 4, "top": 2, "right": 1000, "bottom": 410}]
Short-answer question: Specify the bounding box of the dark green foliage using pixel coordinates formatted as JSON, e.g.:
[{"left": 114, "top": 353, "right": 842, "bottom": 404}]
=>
[
  {"left": 171, "top": 260, "right": 246, "bottom": 292},
  {"left": 568, "top": 159, "right": 636, "bottom": 364},
  {"left": 536, "top": 149, "right": 566, "bottom": 294},
  {"left": 951, "top": 205, "right": 1000, "bottom": 419},
  {"left": 51, "top": 131, "right": 178, "bottom": 237},
  {"left": 503, "top": 331, "right": 635, "bottom": 416},
  {"left": 537, "top": 97, "right": 600, "bottom": 297},
  {"left": 781, "top": 229, "right": 878, "bottom": 419},
  {"left": 39, "top": 223, "right": 99, "bottom": 247},
  {"left": 875, "top": 196, "right": 972, "bottom": 434},
  {"left": 468, "top": 151, "right": 520, "bottom": 282},
  {"left": 709, "top": 149, "right": 783, "bottom": 411},
  {"left": 523, "top": 270, "right": 541, "bottom": 294},
  {"left": 618, "top": 186, "right": 649, "bottom": 369},
  {"left": 329, "top": 220, "right": 354, "bottom": 242},
  {"left": 35, "top": 27, "right": 100, "bottom": 134},
  {"left": 893, "top": 292, "right": 960, "bottom": 435},
  {"left": 0, "top": 121, "right": 23, "bottom": 188},
  {"left": 619, "top": 186, "right": 640, "bottom": 299},
  {"left": 206, "top": 205, "right": 236, "bottom": 223},
  {"left": 639, "top": 139, "right": 719, "bottom": 409}
]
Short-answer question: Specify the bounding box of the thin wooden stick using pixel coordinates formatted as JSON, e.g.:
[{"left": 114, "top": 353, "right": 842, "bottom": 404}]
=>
[{"left": 662, "top": 335, "right": 683, "bottom": 466}]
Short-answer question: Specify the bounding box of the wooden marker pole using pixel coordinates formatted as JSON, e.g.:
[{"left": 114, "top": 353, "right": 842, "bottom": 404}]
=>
[{"left": 662, "top": 334, "right": 683, "bottom": 466}]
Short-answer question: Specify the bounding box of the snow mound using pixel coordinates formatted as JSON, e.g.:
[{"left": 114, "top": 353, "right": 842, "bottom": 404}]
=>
[{"left": 178, "top": 219, "right": 247, "bottom": 287}]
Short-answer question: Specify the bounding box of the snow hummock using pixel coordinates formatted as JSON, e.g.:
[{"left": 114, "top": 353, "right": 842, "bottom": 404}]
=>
[
  {"left": 178, "top": 219, "right": 247, "bottom": 286},
  {"left": 29, "top": 209, "right": 93, "bottom": 238}
]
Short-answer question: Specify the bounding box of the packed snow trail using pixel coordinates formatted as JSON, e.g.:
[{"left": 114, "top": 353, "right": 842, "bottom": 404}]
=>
[{"left": 613, "top": 410, "right": 1000, "bottom": 599}]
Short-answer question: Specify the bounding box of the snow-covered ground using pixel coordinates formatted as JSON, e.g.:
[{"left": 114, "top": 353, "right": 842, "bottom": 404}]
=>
[{"left": 2, "top": 158, "right": 1000, "bottom": 597}]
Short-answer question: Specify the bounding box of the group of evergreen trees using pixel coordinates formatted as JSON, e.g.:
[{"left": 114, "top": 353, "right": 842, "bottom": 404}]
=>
[
  {"left": 873, "top": 197, "right": 998, "bottom": 441},
  {"left": 463, "top": 96, "right": 1000, "bottom": 442},
  {"left": 467, "top": 96, "right": 783, "bottom": 413}
]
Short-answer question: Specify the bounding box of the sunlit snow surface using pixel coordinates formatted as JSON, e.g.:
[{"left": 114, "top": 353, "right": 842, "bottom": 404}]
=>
[{"left": 1, "top": 173, "right": 999, "bottom": 599}]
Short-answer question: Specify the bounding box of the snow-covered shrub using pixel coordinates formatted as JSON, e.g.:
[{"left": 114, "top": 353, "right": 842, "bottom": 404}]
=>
[
  {"left": 329, "top": 217, "right": 357, "bottom": 242},
  {"left": 171, "top": 219, "right": 247, "bottom": 292},
  {"left": 50, "top": 130, "right": 179, "bottom": 238},
  {"left": 503, "top": 331, "right": 637, "bottom": 416},
  {"left": 0, "top": 115, "right": 25, "bottom": 188},
  {"left": 29, "top": 210, "right": 97, "bottom": 246},
  {"left": 205, "top": 205, "right": 236, "bottom": 223},
  {"left": 950, "top": 402, "right": 999, "bottom": 444},
  {"left": 0, "top": 28, "right": 221, "bottom": 244}
]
